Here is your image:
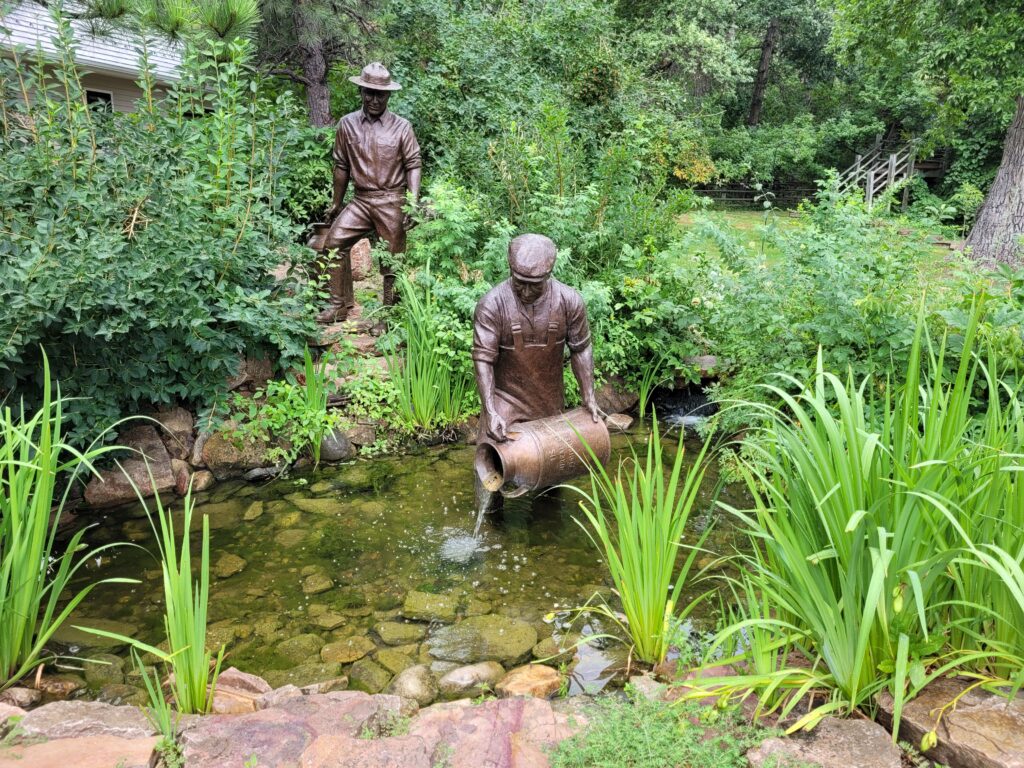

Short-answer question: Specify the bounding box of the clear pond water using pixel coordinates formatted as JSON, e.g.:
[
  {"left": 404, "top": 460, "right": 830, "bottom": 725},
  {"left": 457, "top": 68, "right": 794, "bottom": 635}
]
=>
[{"left": 63, "top": 430, "right": 748, "bottom": 695}]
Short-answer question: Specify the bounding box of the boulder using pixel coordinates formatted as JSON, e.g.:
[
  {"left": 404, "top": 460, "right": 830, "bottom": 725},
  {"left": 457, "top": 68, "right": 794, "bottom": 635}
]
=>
[
  {"left": 627, "top": 672, "right": 666, "bottom": 702},
  {"left": 152, "top": 406, "right": 195, "bottom": 460},
  {"left": 348, "top": 658, "right": 393, "bottom": 694},
  {"left": 192, "top": 469, "right": 215, "bottom": 491},
  {"left": 401, "top": 591, "right": 458, "bottom": 623},
  {"left": 244, "top": 466, "right": 281, "bottom": 482},
  {"left": 17, "top": 700, "right": 156, "bottom": 740},
  {"left": 595, "top": 375, "right": 639, "bottom": 414},
  {"left": 35, "top": 673, "right": 86, "bottom": 698},
  {"left": 682, "top": 354, "right": 718, "bottom": 379},
  {"left": 276, "top": 633, "right": 326, "bottom": 665},
  {"left": 437, "top": 661, "right": 505, "bottom": 700},
  {"left": 321, "top": 636, "right": 376, "bottom": 664},
  {"left": 747, "top": 717, "right": 901, "bottom": 768},
  {"left": 210, "top": 669, "right": 273, "bottom": 716},
  {"left": 190, "top": 431, "right": 211, "bottom": 468},
  {"left": 181, "top": 692, "right": 406, "bottom": 766},
  {"left": 427, "top": 615, "right": 537, "bottom": 665},
  {"left": 96, "top": 683, "right": 147, "bottom": 706},
  {"left": 0, "top": 735, "right": 158, "bottom": 768},
  {"left": 226, "top": 356, "right": 274, "bottom": 392},
  {"left": 0, "top": 688, "right": 40, "bottom": 708},
  {"left": 385, "top": 665, "right": 438, "bottom": 707},
  {"left": 171, "top": 458, "right": 191, "bottom": 496},
  {"left": 84, "top": 424, "right": 175, "bottom": 508},
  {"left": 351, "top": 238, "right": 374, "bottom": 281},
  {"left": 878, "top": 677, "right": 1024, "bottom": 768},
  {"left": 201, "top": 430, "right": 276, "bottom": 480},
  {"left": 495, "top": 664, "right": 562, "bottom": 699},
  {"left": 0, "top": 702, "right": 26, "bottom": 724},
  {"left": 320, "top": 428, "right": 355, "bottom": 462},
  {"left": 605, "top": 413, "right": 634, "bottom": 432},
  {"left": 376, "top": 621, "right": 428, "bottom": 646},
  {"left": 217, "top": 667, "right": 272, "bottom": 696},
  {"left": 532, "top": 635, "right": 579, "bottom": 665},
  {"left": 345, "top": 423, "right": 377, "bottom": 447}
]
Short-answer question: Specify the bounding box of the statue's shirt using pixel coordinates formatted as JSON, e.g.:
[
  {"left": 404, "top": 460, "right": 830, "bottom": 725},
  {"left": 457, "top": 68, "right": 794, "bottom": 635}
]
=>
[
  {"left": 472, "top": 279, "right": 591, "bottom": 423},
  {"left": 332, "top": 109, "right": 422, "bottom": 195}
]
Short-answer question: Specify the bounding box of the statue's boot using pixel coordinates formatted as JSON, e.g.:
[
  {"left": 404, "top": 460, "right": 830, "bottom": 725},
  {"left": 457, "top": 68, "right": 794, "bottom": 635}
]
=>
[
  {"left": 316, "top": 254, "right": 354, "bottom": 324},
  {"left": 382, "top": 273, "right": 398, "bottom": 307}
]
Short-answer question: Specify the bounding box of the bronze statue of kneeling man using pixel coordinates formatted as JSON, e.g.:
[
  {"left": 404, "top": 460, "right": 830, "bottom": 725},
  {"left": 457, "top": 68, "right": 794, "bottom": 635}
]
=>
[{"left": 472, "top": 233, "right": 604, "bottom": 511}]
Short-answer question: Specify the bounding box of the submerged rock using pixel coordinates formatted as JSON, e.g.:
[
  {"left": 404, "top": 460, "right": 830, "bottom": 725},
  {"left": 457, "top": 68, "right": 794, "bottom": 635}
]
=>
[
  {"left": 437, "top": 661, "right": 505, "bottom": 700},
  {"left": 276, "top": 633, "right": 325, "bottom": 664},
  {"left": 348, "top": 658, "right": 393, "bottom": 694},
  {"left": 402, "top": 591, "right": 458, "bottom": 623},
  {"left": 83, "top": 654, "right": 125, "bottom": 689},
  {"left": 263, "top": 662, "right": 343, "bottom": 689},
  {"left": 213, "top": 552, "right": 247, "bottom": 579},
  {"left": 52, "top": 618, "right": 138, "bottom": 652},
  {"left": 320, "top": 636, "right": 376, "bottom": 664},
  {"left": 426, "top": 615, "right": 537, "bottom": 665},
  {"left": 376, "top": 621, "right": 427, "bottom": 646},
  {"left": 302, "top": 573, "right": 334, "bottom": 595},
  {"left": 375, "top": 649, "right": 415, "bottom": 676},
  {"left": 385, "top": 665, "right": 438, "bottom": 707}
]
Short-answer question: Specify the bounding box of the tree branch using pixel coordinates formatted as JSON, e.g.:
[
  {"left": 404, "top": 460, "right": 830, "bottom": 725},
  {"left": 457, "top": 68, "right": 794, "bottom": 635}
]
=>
[{"left": 268, "top": 67, "right": 312, "bottom": 86}]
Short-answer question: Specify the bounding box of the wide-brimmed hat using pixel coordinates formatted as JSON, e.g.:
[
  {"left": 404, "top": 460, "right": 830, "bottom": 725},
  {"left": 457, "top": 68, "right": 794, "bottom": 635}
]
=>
[{"left": 349, "top": 62, "right": 402, "bottom": 91}]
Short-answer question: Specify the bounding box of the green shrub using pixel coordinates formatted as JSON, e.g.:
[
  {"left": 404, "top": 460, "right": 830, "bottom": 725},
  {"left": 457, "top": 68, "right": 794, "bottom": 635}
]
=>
[{"left": 0, "top": 19, "right": 318, "bottom": 443}]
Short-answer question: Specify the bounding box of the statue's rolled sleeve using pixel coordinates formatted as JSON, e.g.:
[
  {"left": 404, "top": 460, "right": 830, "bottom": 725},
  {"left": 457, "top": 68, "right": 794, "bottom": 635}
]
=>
[
  {"left": 332, "top": 122, "right": 350, "bottom": 171},
  {"left": 401, "top": 125, "right": 422, "bottom": 171},
  {"left": 472, "top": 298, "right": 500, "bottom": 364},
  {"left": 565, "top": 290, "right": 592, "bottom": 353}
]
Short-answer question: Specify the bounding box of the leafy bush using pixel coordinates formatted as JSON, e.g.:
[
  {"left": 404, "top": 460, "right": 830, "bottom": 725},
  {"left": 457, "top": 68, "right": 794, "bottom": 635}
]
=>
[
  {"left": 0, "top": 20, "right": 318, "bottom": 442},
  {"left": 222, "top": 347, "right": 343, "bottom": 466}
]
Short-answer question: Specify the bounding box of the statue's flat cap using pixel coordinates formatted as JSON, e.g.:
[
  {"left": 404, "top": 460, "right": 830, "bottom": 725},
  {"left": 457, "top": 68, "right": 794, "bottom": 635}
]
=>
[{"left": 508, "top": 234, "right": 556, "bottom": 281}]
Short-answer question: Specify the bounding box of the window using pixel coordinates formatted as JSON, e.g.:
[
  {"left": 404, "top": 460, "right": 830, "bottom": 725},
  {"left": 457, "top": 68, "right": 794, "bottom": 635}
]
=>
[{"left": 85, "top": 90, "right": 113, "bottom": 111}]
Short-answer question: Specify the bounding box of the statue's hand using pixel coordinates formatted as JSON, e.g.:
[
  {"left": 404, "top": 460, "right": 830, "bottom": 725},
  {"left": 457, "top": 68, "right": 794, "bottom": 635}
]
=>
[
  {"left": 487, "top": 412, "right": 508, "bottom": 442},
  {"left": 325, "top": 202, "right": 342, "bottom": 221}
]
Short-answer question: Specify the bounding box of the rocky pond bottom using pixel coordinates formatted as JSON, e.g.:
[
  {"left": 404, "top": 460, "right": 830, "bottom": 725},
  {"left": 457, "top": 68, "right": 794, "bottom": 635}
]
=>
[{"left": 51, "top": 431, "right": 746, "bottom": 706}]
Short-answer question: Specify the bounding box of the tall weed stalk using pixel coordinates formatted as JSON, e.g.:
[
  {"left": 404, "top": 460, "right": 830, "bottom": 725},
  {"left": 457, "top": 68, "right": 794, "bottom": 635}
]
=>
[
  {"left": 0, "top": 354, "right": 133, "bottom": 688},
  {"left": 572, "top": 419, "right": 713, "bottom": 664}
]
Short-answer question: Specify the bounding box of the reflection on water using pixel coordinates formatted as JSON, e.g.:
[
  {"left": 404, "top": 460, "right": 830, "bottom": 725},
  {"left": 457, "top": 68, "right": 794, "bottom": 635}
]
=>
[{"left": 65, "top": 429, "right": 747, "bottom": 694}]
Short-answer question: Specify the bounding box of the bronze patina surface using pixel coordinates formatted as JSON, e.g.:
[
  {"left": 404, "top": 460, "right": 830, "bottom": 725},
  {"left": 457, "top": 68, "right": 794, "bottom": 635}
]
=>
[
  {"left": 308, "top": 62, "right": 422, "bottom": 322},
  {"left": 472, "top": 234, "right": 602, "bottom": 503}
]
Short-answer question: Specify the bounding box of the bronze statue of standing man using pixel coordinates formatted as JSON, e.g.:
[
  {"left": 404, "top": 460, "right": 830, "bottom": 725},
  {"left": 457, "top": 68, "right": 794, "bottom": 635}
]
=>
[{"left": 308, "top": 62, "right": 422, "bottom": 323}]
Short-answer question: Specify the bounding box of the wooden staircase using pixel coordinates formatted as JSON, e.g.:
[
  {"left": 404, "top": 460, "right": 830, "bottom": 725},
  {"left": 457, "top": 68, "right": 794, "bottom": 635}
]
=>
[{"left": 836, "top": 137, "right": 919, "bottom": 209}]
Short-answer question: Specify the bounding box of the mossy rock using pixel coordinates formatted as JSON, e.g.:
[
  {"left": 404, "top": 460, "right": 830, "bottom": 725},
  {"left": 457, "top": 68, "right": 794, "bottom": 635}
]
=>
[
  {"left": 401, "top": 591, "right": 458, "bottom": 623},
  {"left": 348, "top": 658, "right": 392, "bottom": 694},
  {"left": 426, "top": 615, "right": 537, "bottom": 666}
]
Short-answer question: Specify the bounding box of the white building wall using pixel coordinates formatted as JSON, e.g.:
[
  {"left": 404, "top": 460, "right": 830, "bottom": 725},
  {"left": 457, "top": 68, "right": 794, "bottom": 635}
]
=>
[{"left": 1, "top": 1, "right": 181, "bottom": 84}]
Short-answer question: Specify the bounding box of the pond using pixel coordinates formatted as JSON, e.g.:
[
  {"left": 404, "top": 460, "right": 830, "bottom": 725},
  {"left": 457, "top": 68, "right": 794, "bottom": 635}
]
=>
[{"left": 59, "top": 429, "right": 749, "bottom": 697}]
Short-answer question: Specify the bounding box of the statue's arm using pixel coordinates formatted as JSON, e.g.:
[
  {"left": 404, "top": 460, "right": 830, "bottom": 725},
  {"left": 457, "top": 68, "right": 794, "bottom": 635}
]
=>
[
  {"left": 474, "top": 360, "right": 507, "bottom": 441},
  {"left": 570, "top": 344, "right": 600, "bottom": 422},
  {"left": 328, "top": 122, "right": 350, "bottom": 219},
  {"left": 328, "top": 166, "right": 350, "bottom": 219}
]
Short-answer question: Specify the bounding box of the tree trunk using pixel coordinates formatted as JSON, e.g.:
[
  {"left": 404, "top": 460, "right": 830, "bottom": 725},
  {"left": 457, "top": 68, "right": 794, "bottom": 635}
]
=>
[
  {"left": 966, "top": 95, "right": 1024, "bottom": 265},
  {"left": 747, "top": 18, "right": 780, "bottom": 127},
  {"left": 293, "top": 3, "right": 333, "bottom": 127}
]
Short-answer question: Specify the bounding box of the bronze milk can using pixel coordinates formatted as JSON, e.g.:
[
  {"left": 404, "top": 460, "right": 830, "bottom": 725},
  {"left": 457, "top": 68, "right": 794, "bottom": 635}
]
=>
[{"left": 475, "top": 408, "right": 611, "bottom": 498}]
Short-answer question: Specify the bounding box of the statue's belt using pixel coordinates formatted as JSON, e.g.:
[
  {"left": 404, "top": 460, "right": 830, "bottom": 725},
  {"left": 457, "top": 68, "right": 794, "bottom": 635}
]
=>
[{"left": 353, "top": 187, "right": 407, "bottom": 203}]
